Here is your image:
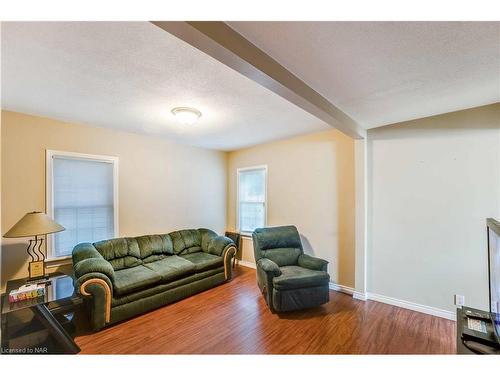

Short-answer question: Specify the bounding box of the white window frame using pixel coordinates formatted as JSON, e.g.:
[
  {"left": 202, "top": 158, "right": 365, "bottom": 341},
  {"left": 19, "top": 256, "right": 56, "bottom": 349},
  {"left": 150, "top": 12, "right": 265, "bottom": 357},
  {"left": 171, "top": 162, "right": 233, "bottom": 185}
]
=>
[
  {"left": 236, "top": 165, "right": 268, "bottom": 236},
  {"left": 46, "top": 150, "right": 119, "bottom": 260}
]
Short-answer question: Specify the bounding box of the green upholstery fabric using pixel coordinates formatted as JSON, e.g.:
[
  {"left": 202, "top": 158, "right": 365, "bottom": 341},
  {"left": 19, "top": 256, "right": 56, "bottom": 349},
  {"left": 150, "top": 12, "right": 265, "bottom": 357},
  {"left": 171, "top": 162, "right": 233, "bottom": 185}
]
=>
[
  {"left": 113, "top": 265, "right": 162, "bottom": 296},
  {"left": 272, "top": 266, "right": 329, "bottom": 290},
  {"left": 74, "top": 257, "right": 115, "bottom": 283},
  {"left": 253, "top": 226, "right": 303, "bottom": 266},
  {"left": 141, "top": 254, "right": 166, "bottom": 263},
  {"left": 198, "top": 228, "right": 218, "bottom": 252},
  {"left": 93, "top": 237, "right": 142, "bottom": 270},
  {"left": 170, "top": 229, "right": 202, "bottom": 255},
  {"left": 257, "top": 258, "right": 281, "bottom": 276},
  {"left": 261, "top": 247, "right": 302, "bottom": 267},
  {"left": 298, "top": 254, "right": 328, "bottom": 272},
  {"left": 110, "top": 273, "right": 226, "bottom": 325},
  {"left": 273, "top": 285, "right": 330, "bottom": 312},
  {"left": 207, "top": 235, "right": 234, "bottom": 256},
  {"left": 253, "top": 226, "right": 303, "bottom": 254},
  {"left": 136, "top": 234, "right": 173, "bottom": 259},
  {"left": 180, "top": 252, "right": 223, "bottom": 272},
  {"left": 112, "top": 267, "right": 224, "bottom": 307},
  {"left": 143, "top": 255, "right": 195, "bottom": 282},
  {"left": 72, "top": 242, "right": 102, "bottom": 264},
  {"left": 252, "top": 225, "right": 330, "bottom": 312},
  {"left": 73, "top": 228, "right": 235, "bottom": 331}
]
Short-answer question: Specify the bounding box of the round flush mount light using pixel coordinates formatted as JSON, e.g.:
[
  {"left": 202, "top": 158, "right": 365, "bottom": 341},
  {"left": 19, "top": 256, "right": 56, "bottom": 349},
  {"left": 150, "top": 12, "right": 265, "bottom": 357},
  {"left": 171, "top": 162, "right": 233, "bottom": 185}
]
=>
[{"left": 171, "top": 107, "right": 202, "bottom": 125}]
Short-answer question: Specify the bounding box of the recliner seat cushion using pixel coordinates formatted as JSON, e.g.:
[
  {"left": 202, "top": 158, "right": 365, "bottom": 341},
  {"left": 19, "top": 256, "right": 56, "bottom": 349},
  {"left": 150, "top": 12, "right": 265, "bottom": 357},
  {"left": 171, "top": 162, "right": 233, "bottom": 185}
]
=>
[
  {"left": 143, "top": 255, "right": 196, "bottom": 282},
  {"left": 113, "top": 265, "right": 162, "bottom": 295},
  {"left": 272, "top": 266, "right": 330, "bottom": 290},
  {"left": 180, "top": 252, "right": 223, "bottom": 272}
]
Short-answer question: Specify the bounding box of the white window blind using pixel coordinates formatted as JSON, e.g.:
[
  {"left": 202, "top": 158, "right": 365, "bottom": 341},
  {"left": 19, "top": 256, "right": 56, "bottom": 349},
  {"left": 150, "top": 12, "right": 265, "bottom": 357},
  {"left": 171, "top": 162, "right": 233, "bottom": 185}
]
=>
[
  {"left": 238, "top": 167, "right": 267, "bottom": 233},
  {"left": 49, "top": 154, "right": 117, "bottom": 258}
]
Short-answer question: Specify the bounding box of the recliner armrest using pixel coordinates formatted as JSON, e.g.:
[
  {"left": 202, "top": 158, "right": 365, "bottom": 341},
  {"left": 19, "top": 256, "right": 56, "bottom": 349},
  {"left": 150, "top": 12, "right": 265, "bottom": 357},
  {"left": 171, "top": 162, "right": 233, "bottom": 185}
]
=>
[
  {"left": 257, "top": 258, "right": 282, "bottom": 277},
  {"left": 297, "top": 254, "right": 328, "bottom": 272},
  {"left": 208, "top": 235, "right": 234, "bottom": 256}
]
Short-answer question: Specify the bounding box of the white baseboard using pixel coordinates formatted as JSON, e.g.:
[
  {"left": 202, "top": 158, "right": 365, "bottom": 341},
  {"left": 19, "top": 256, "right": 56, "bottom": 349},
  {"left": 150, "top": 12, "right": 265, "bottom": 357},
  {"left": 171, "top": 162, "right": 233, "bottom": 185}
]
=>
[
  {"left": 367, "top": 292, "right": 456, "bottom": 321},
  {"left": 237, "top": 260, "right": 256, "bottom": 269},
  {"left": 236, "top": 261, "right": 455, "bottom": 321},
  {"left": 328, "top": 282, "right": 355, "bottom": 295},
  {"left": 353, "top": 292, "right": 368, "bottom": 301}
]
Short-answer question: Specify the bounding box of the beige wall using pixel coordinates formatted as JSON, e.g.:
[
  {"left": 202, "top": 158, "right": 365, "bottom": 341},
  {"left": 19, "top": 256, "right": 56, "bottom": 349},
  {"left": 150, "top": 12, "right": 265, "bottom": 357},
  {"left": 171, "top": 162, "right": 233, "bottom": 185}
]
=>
[
  {"left": 368, "top": 103, "right": 500, "bottom": 313},
  {"left": 1, "top": 111, "right": 227, "bottom": 290},
  {"left": 227, "top": 129, "right": 356, "bottom": 287}
]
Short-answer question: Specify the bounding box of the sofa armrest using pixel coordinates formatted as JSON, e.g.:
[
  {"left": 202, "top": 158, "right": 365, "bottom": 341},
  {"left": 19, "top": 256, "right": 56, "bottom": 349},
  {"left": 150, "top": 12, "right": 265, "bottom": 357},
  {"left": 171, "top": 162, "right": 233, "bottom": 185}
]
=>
[
  {"left": 208, "top": 235, "right": 234, "bottom": 256},
  {"left": 74, "top": 272, "right": 113, "bottom": 331},
  {"left": 74, "top": 257, "right": 115, "bottom": 281},
  {"left": 257, "top": 258, "right": 282, "bottom": 277},
  {"left": 298, "top": 254, "right": 328, "bottom": 272},
  {"left": 72, "top": 243, "right": 115, "bottom": 330},
  {"left": 73, "top": 242, "right": 103, "bottom": 264},
  {"left": 221, "top": 245, "right": 237, "bottom": 281}
]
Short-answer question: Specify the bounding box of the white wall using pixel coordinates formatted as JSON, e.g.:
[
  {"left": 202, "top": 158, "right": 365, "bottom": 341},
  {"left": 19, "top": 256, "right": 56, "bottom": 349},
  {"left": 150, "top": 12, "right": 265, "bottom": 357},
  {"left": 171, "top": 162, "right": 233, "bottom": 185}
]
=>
[{"left": 367, "top": 103, "right": 500, "bottom": 313}]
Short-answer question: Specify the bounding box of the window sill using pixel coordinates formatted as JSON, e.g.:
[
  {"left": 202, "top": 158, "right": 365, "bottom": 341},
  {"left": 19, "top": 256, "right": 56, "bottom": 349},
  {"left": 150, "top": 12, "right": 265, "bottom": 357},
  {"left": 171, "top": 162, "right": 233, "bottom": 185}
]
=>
[{"left": 45, "top": 256, "right": 72, "bottom": 268}]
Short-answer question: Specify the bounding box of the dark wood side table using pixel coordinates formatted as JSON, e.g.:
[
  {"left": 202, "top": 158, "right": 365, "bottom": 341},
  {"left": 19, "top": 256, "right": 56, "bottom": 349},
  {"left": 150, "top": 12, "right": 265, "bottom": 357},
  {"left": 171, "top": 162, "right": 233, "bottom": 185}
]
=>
[{"left": 1, "top": 273, "right": 82, "bottom": 354}]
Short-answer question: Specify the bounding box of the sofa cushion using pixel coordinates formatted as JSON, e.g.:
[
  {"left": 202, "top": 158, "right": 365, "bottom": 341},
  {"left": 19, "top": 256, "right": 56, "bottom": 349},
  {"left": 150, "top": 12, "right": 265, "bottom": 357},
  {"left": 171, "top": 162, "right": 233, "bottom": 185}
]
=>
[
  {"left": 113, "top": 265, "right": 162, "bottom": 296},
  {"left": 143, "top": 255, "right": 196, "bottom": 282},
  {"left": 112, "top": 266, "right": 224, "bottom": 307},
  {"left": 170, "top": 229, "right": 202, "bottom": 255},
  {"left": 272, "top": 266, "right": 330, "bottom": 291},
  {"left": 94, "top": 237, "right": 142, "bottom": 271},
  {"left": 180, "top": 252, "right": 223, "bottom": 272},
  {"left": 136, "top": 234, "right": 174, "bottom": 260}
]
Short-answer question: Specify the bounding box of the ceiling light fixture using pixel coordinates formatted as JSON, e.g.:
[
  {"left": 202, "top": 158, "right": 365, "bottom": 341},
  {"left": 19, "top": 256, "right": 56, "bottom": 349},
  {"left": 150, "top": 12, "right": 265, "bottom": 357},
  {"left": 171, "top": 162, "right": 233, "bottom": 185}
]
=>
[{"left": 171, "top": 107, "right": 202, "bottom": 125}]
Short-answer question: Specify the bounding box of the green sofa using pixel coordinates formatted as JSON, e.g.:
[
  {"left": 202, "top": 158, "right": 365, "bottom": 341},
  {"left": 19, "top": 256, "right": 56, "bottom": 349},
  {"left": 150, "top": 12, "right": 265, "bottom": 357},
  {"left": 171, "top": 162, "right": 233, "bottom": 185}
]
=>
[
  {"left": 72, "top": 228, "right": 236, "bottom": 331},
  {"left": 252, "top": 225, "right": 330, "bottom": 312}
]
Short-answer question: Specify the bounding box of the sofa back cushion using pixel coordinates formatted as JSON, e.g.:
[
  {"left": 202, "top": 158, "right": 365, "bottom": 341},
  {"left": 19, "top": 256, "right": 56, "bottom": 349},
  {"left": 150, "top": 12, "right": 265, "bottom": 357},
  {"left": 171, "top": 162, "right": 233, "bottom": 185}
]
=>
[
  {"left": 135, "top": 234, "right": 173, "bottom": 263},
  {"left": 252, "top": 225, "right": 303, "bottom": 267},
  {"left": 169, "top": 229, "right": 202, "bottom": 255},
  {"left": 93, "top": 237, "right": 142, "bottom": 271}
]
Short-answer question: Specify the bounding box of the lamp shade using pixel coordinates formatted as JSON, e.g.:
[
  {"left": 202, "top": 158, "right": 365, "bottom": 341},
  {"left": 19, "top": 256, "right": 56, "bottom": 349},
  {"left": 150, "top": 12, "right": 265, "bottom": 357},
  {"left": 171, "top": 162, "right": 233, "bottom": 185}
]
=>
[{"left": 4, "top": 211, "right": 65, "bottom": 238}]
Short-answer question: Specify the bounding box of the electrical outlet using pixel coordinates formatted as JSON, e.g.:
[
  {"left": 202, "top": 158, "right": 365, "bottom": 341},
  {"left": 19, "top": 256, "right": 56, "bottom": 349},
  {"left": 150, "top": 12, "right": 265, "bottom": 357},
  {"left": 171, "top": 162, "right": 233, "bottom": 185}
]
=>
[{"left": 455, "top": 294, "right": 465, "bottom": 306}]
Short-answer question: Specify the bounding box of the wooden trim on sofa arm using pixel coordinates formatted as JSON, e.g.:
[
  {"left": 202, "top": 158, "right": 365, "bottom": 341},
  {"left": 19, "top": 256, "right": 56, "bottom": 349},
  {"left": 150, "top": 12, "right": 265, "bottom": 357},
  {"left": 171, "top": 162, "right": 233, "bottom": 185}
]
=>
[
  {"left": 80, "top": 278, "right": 112, "bottom": 323},
  {"left": 224, "top": 246, "right": 237, "bottom": 280}
]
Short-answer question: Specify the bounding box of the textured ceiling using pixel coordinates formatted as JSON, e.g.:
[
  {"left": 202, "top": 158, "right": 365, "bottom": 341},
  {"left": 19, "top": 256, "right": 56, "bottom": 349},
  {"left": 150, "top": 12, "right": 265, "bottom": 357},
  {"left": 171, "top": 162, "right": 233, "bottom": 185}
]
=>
[
  {"left": 2, "top": 22, "right": 498, "bottom": 148},
  {"left": 229, "top": 21, "right": 500, "bottom": 128},
  {"left": 1, "top": 22, "right": 330, "bottom": 151}
]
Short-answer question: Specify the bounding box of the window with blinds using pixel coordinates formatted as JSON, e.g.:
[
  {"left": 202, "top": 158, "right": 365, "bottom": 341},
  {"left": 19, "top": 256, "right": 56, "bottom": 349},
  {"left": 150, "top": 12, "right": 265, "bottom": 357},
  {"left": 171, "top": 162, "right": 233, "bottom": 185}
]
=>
[
  {"left": 47, "top": 151, "right": 118, "bottom": 258},
  {"left": 237, "top": 166, "right": 267, "bottom": 234}
]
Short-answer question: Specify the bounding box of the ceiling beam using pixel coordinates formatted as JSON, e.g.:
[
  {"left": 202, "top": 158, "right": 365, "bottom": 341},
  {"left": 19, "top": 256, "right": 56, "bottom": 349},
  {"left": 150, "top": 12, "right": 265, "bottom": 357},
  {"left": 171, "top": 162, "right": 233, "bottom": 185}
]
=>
[{"left": 151, "top": 21, "right": 365, "bottom": 139}]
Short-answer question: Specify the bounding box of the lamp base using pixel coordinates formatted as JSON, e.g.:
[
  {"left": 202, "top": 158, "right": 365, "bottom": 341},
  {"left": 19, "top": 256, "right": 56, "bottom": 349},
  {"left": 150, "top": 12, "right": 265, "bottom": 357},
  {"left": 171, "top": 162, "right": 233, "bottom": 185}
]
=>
[{"left": 29, "top": 260, "right": 46, "bottom": 280}]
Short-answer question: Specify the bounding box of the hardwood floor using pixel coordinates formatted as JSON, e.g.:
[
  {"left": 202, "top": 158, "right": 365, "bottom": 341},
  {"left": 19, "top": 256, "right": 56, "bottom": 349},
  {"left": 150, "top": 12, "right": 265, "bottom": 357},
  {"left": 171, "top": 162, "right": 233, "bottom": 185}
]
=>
[{"left": 75, "top": 266, "right": 456, "bottom": 354}]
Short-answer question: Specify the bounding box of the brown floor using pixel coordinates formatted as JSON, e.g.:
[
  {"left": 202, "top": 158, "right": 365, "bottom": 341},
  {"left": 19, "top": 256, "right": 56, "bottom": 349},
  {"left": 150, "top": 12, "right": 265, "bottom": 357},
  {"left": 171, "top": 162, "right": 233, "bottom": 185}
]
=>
[{"left": 75, "top": 265, "right": 456, "bottom": 354}]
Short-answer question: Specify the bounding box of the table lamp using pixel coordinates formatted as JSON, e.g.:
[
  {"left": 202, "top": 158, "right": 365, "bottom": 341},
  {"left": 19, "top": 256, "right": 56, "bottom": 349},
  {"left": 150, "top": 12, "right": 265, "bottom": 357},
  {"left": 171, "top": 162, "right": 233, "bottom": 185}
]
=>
[{"left": 4, "top": 211, "right": 65, "bottom": 280}]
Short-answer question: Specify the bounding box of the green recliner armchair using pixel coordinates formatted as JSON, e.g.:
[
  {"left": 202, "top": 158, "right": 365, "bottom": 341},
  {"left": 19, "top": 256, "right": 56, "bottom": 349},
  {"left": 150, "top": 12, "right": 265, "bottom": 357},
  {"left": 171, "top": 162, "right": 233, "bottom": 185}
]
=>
[{"left": 252, "top": 225, "right": 330, "bottom": 312}]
